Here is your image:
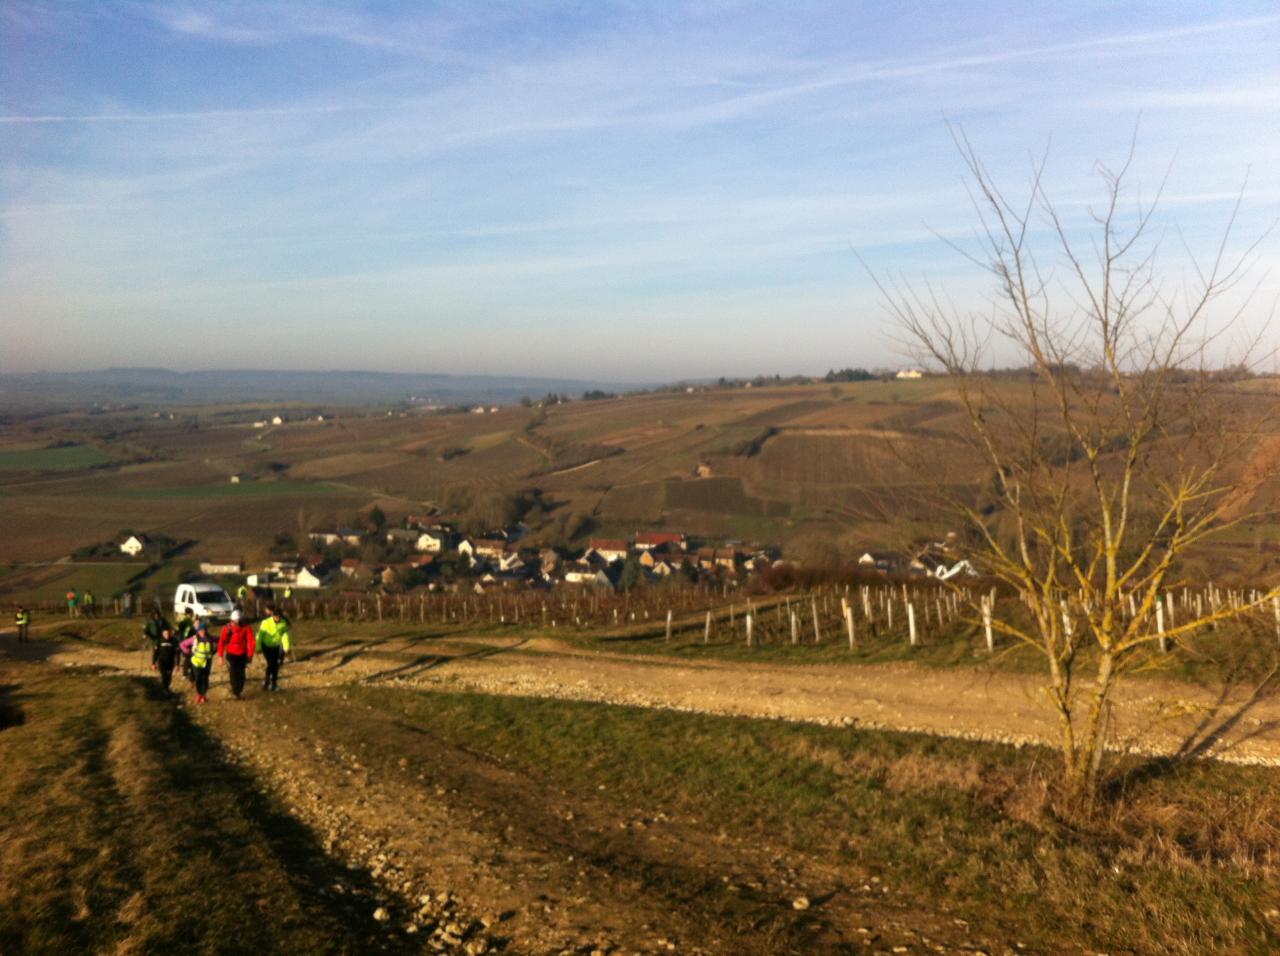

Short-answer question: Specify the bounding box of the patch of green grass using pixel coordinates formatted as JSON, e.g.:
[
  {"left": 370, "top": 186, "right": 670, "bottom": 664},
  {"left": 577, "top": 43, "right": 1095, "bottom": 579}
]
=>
[
  {"left": 598, "top": 481, "right": 667, "bottom": 522},
  {"left": 348, "top": 685, "right": 1280, "bottom": 955},
  {"left": 666, "top": 476, "right": 766, "bottom": 515},
  {"left": 111, "top": 480, "right": 343, "bottom": 499},
  {"left": 0, "top": 662, "right": 419, "bottom": 954},
  {"left": 0, "top": 444, "right": 112, "bottom": 471},
  {"left": 2, "top": 563, "right": 146, "bottom": 603}
]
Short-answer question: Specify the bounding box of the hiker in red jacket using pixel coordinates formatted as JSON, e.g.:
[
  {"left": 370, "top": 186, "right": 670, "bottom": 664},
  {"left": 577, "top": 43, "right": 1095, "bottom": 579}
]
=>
[{"left": 217, "top": 609, "right": 256, "bottom": 700}]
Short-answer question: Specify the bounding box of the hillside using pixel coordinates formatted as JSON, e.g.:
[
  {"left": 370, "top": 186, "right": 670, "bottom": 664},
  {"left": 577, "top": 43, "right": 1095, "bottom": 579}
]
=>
[
  {"left": 0, "top": 368, "right": 648, "bottom": 409},
  {"left": 2, "top": 378, "right": 1279, "bottom": 578}
]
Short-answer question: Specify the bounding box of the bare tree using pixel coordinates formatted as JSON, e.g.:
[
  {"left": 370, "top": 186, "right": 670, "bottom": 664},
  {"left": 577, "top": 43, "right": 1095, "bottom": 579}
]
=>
[{"left": 874, "top": 129, "right": 1278, "bottom": 801}]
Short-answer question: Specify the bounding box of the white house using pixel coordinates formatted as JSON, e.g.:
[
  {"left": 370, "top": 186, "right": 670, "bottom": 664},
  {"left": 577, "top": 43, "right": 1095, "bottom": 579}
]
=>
[
  {"left": 309, "top": 528, "right": 363, "bottom": 546},
  {"left": 120, "top": 535, "right": 149, "bottom": 557},
  {"left": 563, "top": 565, "right": 598, "bottom": 585},
  {"left": 895, "top": 368, "right": 924, "bottom": 380},
  {"left": 415, "top": 530, "right": 447, "bottom": 553},
  {"left": 267, "top": 559, "right": 302, "bottom": 577},
  {"left": 295, "top": 565, "right": 336, "bottom": 589},
  {"left": 229, "top": 473, "right": 253, "bottom": 484},
  {"left": 587, "top": 538, "right": 630, "bottom": 564},
  {"left": 271, "top": 415, "right": 284, "bottom": 425},
  {"left": 472, "top": 538, "right": 507, "bottom": 559},
  {"left": 199, "top": 561, "right": 243, "bottom": 575},
  {"left": 252, "top": 421, "right": 266, "bottom": 429},
  {"left": 498, "top": 551, "right": 526, "bottom": 573}
]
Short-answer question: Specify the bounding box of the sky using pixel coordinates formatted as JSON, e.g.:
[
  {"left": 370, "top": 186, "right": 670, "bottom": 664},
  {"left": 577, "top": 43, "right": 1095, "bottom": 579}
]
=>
[{"left": 1, "top": 1, "right": 1277, "bottom": 381}]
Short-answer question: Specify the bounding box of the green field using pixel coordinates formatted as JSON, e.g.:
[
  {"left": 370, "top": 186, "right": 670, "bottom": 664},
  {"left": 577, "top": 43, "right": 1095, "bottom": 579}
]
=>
[
  {"left": 110, "top": 480, "right": 343, "bottom": 499},
  {"left": 344, "top": 686, "right": 1280, "bottom": 955},
  {"left": 0, "top": 444, "right": 112, "bottom": 471}
]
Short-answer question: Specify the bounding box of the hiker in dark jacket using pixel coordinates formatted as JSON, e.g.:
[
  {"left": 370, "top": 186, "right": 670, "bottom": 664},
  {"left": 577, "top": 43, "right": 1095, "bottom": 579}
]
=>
[
  {"left": 144, "top": 608, "right": 174, "bottom": 672},
  {"left": 153, "top": 620, "right": 180, "bottom": 692}
]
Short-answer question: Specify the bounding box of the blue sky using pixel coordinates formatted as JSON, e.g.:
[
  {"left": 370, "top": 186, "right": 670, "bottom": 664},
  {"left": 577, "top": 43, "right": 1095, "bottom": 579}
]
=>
[{"left": 2, "top": 2, "right": 1277, "bottom": 380}]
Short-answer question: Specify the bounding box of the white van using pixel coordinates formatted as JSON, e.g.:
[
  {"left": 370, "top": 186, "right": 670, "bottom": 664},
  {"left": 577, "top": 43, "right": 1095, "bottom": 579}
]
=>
[{"left": 173, "top": 582, "right": 236, "bottom": 621}]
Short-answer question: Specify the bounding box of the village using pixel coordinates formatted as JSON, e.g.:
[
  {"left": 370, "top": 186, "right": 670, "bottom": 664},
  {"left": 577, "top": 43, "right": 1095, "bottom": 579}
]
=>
[
  {"left": 186, "top": 519, "right": 978, "bottom": 598},
  {"left": 101, "top": 521, "right": 977, "bottom": 602}
]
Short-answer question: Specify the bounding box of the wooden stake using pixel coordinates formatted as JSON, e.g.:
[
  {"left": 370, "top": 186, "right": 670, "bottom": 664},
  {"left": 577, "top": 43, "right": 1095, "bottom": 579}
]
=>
[{"left": 982, "top": 597, "right": 994, "bottom": 652}]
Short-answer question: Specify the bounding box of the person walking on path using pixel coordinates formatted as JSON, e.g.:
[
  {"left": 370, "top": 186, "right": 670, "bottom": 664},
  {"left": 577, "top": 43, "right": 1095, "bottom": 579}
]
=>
[
  {"left": 189, "top": 616, "right": 216, "bottom": 703},
  {"left": 83, "top": 590, "right": 96, "bottom": 619},
  {"left": 256, "top": 605, "right": 293, "bottom": 692},
  {"left": 143, "top": 607, "right": 173, "bottom": 671},
  {"left": 154, "top": 620, "right": 180, "bottom": 692},
  {"left": 66, "top": 588, "right": 78, "bottom": 618},
  {"left": 217, "top": 609, "right": 255, "bottom": 700},
  {"left": 14, "top": 606, "right": 30, "bottom": 642},
  {"left": 176, "top": 609, "right": 197, "bottom": 683}
]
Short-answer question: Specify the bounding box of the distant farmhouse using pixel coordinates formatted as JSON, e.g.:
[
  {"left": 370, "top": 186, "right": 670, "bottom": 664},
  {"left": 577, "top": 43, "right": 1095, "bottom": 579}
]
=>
[
  {"left": 634, "top": 531, "right": 687, "bottom": 552},
  {"left": 587, "top": 538, "right": 630, "bottom": 563},
  {"left": 120, "top": 534, "right": 149, "bottom": 557},
  {"left": 199, "top": 560, "right": 243, "bottom": 575}
]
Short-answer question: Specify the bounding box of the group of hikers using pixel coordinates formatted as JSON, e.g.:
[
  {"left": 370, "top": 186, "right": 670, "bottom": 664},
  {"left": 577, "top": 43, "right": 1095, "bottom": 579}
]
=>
[
  {"left": 62, "top": 587, "right": 138, "bottom": 618},
  {"left": 143, "top": 604, "right": 294, "bottom": 703},
  {"left": 64, "top": 588, "right": 99, "bottom": 617}
]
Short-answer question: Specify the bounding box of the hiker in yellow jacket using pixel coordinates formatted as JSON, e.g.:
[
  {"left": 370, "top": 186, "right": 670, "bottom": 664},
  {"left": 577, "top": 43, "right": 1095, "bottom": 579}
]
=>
[{"left": 256, "top": 605, "right": 293, "bottom": 692}]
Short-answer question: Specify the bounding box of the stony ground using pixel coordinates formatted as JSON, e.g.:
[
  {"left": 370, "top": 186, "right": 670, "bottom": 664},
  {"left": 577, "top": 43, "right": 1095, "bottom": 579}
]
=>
[
  {"left": 34, "top": 622, "right": 1280, "bottom": 765},
  {"left": 8, "top": 619, "right": 1280, "bottom": 953}
]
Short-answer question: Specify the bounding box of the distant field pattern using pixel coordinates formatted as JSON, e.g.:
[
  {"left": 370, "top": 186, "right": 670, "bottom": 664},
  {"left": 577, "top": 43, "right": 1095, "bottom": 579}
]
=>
[{"left": 0, "top": 444, "right": 112, "bottom": 471}]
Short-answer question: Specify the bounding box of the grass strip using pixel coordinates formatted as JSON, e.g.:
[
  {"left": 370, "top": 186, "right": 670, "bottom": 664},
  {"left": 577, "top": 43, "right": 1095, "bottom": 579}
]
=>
[{"left": 348, "top": 685, "right": 1280, "bottom": 954}]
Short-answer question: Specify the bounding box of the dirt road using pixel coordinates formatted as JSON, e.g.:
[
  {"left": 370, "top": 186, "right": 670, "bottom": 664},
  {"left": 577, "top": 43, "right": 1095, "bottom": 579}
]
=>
[
  {"left": 28, "top": 624, "right": 1280, "bottom": 767},
  {"left": 379, "top": 637, "right": 1280, "bottom": 766}
]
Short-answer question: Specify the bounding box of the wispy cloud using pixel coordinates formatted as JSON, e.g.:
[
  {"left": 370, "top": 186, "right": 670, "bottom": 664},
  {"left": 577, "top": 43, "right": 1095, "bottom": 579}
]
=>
[
  {"left": 2, "top": 2, "right": 1277, "bottom": 375},
  {"left": 142, "top": 2, "right": 497, "bottom": 67},
  {"left": 0, "top": 103, "right": 377, "bottom": 124}
]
